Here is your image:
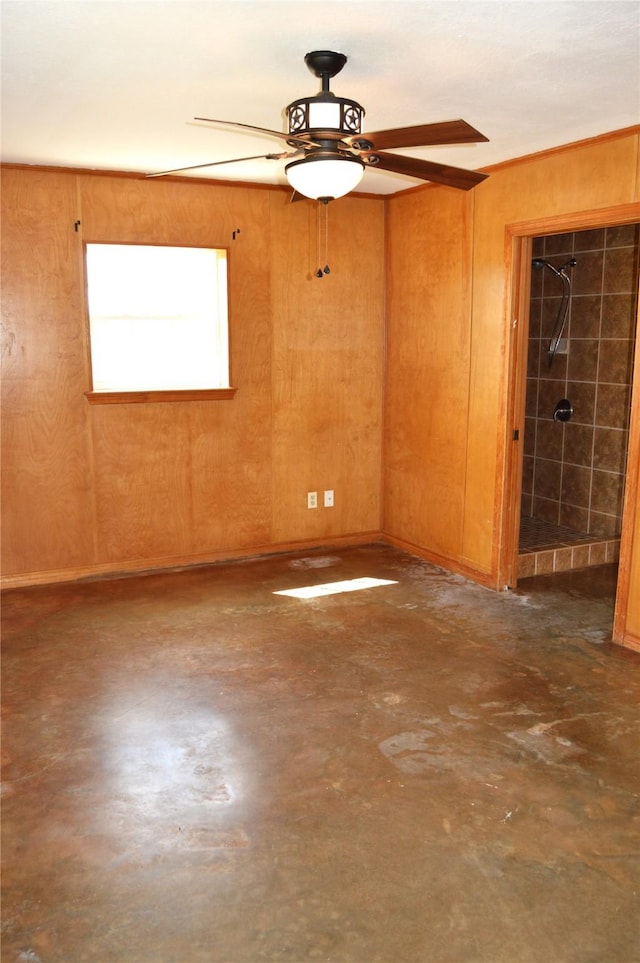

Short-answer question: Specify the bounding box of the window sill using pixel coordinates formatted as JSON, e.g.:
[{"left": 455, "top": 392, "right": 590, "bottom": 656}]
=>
[{"left": 85, "top": 388, "right": 237, "bottom": 405}]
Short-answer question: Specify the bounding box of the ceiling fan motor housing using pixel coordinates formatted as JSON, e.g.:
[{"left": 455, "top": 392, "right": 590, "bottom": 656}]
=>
[{"left": 286, "top": 93, "right": 364, "bottom": 145}]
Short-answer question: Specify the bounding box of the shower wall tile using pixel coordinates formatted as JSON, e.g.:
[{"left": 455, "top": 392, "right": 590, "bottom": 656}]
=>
[
  {"left": 596, "top": 383, "right": 632, "bottom": 429},
  {"left": 525, "top": 379, "right": 538, "bottom": 418},
  {"left": 589, "top": 512, "right": 619, "bottom": 538},
  {"left": 541, "top": 296, "right": 563, "bottom": 329},
  {"left": 567, "top": 339, "right": 599, "bottom": 382},
  {"left": 575, "top": 228, "right": 606, "bottom": 251},
  {"left": 606, "top": 223, "right": 639, "bottom": 247},
  {"left": 544, "top": 233, "right": 573, "bottom": 257},
  {"left": 566, "top": 381, "right": 596, "bottom": 425},
  {"left": 533, "top": 495, "right": 560, "bottom": 525},
  {"left": 534, "top": 458, "right": 562, "bottom": 499},
  {"left": 601, "top": 294, "right": 636, "bottom": 339},
  {"left": 530, "top": 267, "right": 544, "bottom": 299},
  {"left": 525, "top": 224, "right": 638, "bottom": 541},
  {"left": 572, "top": 250, "right": 605, "bottom": 296},
  {"left": 539, "top": 345, "right": 568, "bottom": 380},
  {"left": 563, "top": 423, "right": 595, "bottom": 467},
  {"left": 559, "top": 502, "right": 589, "bottom": 532},
  {"left": 523, "top": 418, "right": 536, "bottom": 456},
  {"left": 604, "top": 246, "right": 638, "bottom": 291},
  {"left": 590, "top": 469, "right": 626, "bottom": 516},
  {"left": 528, "top": 298, "right": 543, "bottom": 339},
  {"left": 569, "top": 295, "right": 602, "bottom": 338},
  {"left": 537, "top": 379, "right": 564, "bottom": 419},
  {"left": 521, "top": 493, "right": 533, "bottom": 517},
  {"left": 561, "top": 463, "right": 592, "bottom": 506},
  {"left": 536, "top": 419, "right": 564, "bottom": 460},
  {"left": 592, "top": 427, "right": 628, "bottom": 473},
  {"left": 598, "top": 339, "right": 634, "bottom": 384}
]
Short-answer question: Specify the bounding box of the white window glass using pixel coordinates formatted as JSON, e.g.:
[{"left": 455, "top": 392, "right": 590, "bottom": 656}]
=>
[{"left": 85, "top": 244, "right": 229, "bottom": 391}]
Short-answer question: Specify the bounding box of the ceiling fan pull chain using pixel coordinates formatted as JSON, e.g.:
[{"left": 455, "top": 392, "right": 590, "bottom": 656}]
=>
[
  {"left": 315, "top": 200, "right": 324, "bottom": 278},
  {"left": 323, "top": 201, "right": 330, "bottom": 275}
]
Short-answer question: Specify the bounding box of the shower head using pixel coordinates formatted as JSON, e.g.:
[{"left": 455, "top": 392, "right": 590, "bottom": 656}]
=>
[
  {"left": 534, "top": 255, "right": 577, "bottom": 368},
  {"left": 531, "top": 256, "right": 576, "bottom": 278},
  {"left": 532, "top": 257, "right": 562, "bottom": 277}
]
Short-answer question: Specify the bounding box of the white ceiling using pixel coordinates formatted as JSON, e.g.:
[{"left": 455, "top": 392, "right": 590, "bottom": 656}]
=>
[{"left": 2, "top": 0, "right": 639, "bottom": 195}]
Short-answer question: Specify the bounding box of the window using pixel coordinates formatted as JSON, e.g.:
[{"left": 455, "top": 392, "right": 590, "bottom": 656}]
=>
[{"left": 84, "top": 244, "right": 232, "bottom": 402}]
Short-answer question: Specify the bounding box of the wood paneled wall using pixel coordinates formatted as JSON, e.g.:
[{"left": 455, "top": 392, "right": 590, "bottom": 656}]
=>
[
  {"left": 384, "top": 187, "right": 474, "bottom": 561},
  {"left": 2, "top": 171, "right": 96, "bottom": 576},
  {"left": 269, "top": 194, "right": 385, "bottom": 544},
  {"left": 1, "top": 169, "right": 385, "bottom": 584}
]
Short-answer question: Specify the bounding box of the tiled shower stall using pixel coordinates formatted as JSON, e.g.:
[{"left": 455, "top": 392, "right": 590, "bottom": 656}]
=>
[{"left": 519, "top": 223, "right": 639, "bottom": 578}]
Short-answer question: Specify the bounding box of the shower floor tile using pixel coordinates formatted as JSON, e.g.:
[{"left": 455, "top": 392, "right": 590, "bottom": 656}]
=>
[{"left": 519, "top": 515, "right": 594, "bottom": 553}]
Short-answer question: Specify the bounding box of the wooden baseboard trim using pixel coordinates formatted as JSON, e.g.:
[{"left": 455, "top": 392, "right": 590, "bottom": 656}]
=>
[
  {"left": 616, "top": 630, "right": 640, "bottom": 654},
  {"left": 0, "top": 533, "right": 384, "bottom": 590},
  {"left": 381, "top": 534, "right": 497, "bottom": 589}
]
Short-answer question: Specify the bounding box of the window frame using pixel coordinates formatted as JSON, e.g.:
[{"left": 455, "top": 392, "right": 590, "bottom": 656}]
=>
[{"left": 82, "top": 241, "right": 236, "bottom": 405}]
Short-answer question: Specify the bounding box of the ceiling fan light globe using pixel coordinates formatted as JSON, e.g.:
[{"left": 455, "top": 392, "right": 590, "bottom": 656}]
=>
[
  {"left": 308, "top": 100, "right": 341, "bottom": 130},
  {"left": 285, "top": 154, "right": 365, "bottom": 200}
]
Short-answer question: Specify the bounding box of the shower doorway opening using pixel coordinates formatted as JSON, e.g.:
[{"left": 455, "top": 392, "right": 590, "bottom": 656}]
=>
[
  {"left": 501, "top": 205, "right": 640, "bottom": 645},
  {"left": 518, "top": 223, "right": 638, "bottom": 579}
]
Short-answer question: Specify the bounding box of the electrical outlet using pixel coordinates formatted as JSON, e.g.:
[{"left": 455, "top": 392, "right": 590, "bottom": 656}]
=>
[
  {"left": 307, "top": 491, "right": 318, "bottom": 509},
  {"left": 324, "top": 490, "right": 334, "bottom": 507}
]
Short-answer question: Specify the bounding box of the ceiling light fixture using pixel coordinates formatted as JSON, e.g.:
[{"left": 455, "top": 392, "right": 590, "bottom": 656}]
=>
[
  {"left": 284, "top": 50, "right": 366, "bottom": 201},
  {"left": 285, "top": 151, "right": 364, "bottom": 201}
]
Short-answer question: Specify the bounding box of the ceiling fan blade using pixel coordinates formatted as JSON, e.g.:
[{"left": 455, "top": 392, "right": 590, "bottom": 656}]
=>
[
  {"left": 348, "top": 120, "right": 488, "bottom": 151},
  {"left": 146, "top": 151, "right": 293, "bottom": 178},
  {"left": 363, "top": 151, "right": 488, "bottom": 191},
  {"left": 192, "top": 117, "right": 314, "bottom": 149}
]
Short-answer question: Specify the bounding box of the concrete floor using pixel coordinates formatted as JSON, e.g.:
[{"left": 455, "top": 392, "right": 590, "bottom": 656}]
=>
[{"left": 1, "top": 545, "right": 639, "bottom": 963}]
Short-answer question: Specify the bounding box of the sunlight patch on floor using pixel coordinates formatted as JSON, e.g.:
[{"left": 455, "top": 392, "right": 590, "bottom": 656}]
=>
[{"left": 274, "top": 577, "right": 398, "bottom": 599}]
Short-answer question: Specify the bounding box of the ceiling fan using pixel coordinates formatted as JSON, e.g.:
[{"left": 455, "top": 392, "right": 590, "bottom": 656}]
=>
[{"left": 148, "top": 50, "right": 489, "bottom": 200}]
